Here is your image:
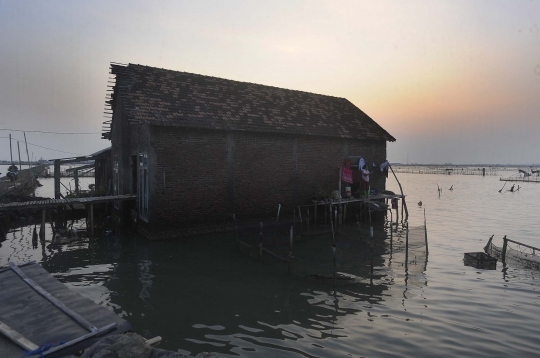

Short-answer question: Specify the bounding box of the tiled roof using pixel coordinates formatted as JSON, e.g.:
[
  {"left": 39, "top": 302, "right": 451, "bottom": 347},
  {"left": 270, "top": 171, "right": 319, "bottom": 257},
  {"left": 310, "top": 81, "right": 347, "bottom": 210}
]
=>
[{"left": 107, "top": 64, "right": 395, "bottom": 141}]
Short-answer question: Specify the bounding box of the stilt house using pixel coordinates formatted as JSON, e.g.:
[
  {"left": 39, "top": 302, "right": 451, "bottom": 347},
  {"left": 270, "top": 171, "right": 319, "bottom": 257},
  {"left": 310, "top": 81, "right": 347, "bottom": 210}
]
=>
[{"left": 103, "top": 63, "right": 395, "bottom": 238}]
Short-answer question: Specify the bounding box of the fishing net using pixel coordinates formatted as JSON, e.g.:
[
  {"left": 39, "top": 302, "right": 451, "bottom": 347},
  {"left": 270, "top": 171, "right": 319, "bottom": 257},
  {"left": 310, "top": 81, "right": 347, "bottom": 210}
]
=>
[
  {"left": 234, "top": 209, "right": 428, "bottom": 284},
  {"left": 485, "top": 240, "right": 540, "bottom": 271}
]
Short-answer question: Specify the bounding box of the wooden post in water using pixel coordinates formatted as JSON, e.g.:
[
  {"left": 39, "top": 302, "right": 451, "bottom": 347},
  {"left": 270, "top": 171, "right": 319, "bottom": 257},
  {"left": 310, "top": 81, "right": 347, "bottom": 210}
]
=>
[
  {"left": 39, "top": 209, "right": 46, "bottom": 241},
  {"left": 9, "top": 134, "right": 13, "bottom": 164},
  {"left": 424, "top": 208, "right": 429, "bottom": 256},
  {"left": 90, "top": 203, "right": 94, "bottom": 236},
  {"left": 405, "top": 222, "right": 409, "bottom": 271},
  {"left": 54, "top": 160, "right": 61, "bottom": 199},
  {"left": 502, "top": 235, "right": 508, "bottom": 266},
  {"left": 314, "top": 205, "right": 317, "bottom": 226},
  {"left": 276, "top": 204, "right": 281, "bottom": 223},
  {"left": 288, "top": 226, "right": 293, "bottom": 273},
  {"left": 388, "top": 164, "right": 408, "bottom": 218},
  {"left": 74, "top": 169, "right": 79, "bottom": 195},
  {"left": 17, "top": 142, "right": 22, "bottom": 184},
  {"left": 307, "top": 207, "right": 310, "bottom": 231},
  {"left": 259, "top": 222, "right": 263, "bottom": 261},
  {"left": 298, "top": 207, "right": 303, "bottom": 224},
  {"left": 330, "top": 218, "right": 336, "bottom": 283},
  {"left": 47, "top": 209, "right": 55, "bottom": 238}
]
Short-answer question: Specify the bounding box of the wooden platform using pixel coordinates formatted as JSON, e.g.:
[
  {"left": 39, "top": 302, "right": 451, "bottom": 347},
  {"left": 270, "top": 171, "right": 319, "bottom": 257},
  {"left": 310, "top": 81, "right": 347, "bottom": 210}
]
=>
[
  {"left": 0, "top": 262, "right": 131, "bottom": 357},
  {"left": 500, "top": 176, "right": 540, "bottom": 183},
  {"left": 0, "top": 194, "right": 136, "bottom": 211},
  {"left": 299, "top": 193, "right": 405, "bottom": 208}
]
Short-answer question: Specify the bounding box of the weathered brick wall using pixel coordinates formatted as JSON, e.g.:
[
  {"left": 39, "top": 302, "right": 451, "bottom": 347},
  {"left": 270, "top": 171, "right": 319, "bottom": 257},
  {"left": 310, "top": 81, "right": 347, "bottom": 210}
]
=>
[
  {"left": 110, "top": 96, "right": 131, "bottom": 196},
  {"left": 147, "top": 126, "right": 387, "bottom": 230}
]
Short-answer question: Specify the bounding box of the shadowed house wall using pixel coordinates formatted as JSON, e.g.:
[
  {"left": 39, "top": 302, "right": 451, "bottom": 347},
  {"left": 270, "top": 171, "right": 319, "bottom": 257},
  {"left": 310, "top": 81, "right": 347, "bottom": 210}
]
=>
[{"left": 105, "top": 63, "right": 394, "bottom": 238}]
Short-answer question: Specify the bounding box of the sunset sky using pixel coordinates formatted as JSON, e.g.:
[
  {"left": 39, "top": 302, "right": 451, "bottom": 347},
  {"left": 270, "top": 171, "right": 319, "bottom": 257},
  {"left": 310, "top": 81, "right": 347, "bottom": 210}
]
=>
[{"left": 1, "top": 0, "right": 539, "bottom": 164}]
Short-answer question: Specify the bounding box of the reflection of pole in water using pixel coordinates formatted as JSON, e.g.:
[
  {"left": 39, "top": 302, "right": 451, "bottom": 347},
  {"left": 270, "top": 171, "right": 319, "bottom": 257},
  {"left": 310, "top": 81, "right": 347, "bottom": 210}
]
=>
[
  {"left": 32, "top": 226, "right": 38, "bottom": 249},
  {"left": 138, "top": 259, "right": 154, "bottom": 307},
  {"left": 405, "top": 222, "right": 409, "bottom": 272},
  {"left": 424, "top": 208, "right": 429, "bottom": 257}
]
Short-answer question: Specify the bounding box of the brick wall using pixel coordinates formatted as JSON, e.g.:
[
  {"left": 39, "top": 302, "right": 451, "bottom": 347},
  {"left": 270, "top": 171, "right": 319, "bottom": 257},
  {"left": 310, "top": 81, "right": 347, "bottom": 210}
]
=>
[{"left": 145, "top": 126, "right": 387, "bottom": 230}]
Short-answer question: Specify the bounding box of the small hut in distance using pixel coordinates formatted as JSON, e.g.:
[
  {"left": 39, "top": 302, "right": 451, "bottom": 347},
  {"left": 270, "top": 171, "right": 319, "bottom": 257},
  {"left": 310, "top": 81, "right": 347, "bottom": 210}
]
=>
[{"left": 103, "top": 63, "right": 395, "bottom": 239}]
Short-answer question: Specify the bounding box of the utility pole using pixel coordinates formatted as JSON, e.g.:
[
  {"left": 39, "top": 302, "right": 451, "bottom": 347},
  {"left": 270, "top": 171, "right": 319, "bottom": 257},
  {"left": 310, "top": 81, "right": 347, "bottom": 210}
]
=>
[{"left": 9, "top": 134, "right": 13, "bottom": 164}]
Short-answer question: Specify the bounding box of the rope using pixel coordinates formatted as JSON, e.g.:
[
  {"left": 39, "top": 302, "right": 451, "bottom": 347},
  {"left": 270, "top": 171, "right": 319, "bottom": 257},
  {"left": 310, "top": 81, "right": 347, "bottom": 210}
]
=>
[{"left": 24, "top": 341, "right": 65, "bottom": 357}]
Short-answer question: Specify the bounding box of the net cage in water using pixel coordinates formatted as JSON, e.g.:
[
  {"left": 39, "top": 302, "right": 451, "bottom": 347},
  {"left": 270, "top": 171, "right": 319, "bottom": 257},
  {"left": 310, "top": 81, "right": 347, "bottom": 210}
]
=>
[
  {"left": 485, "top": 237, "right": 540, "bottom": 271},
  {"left": 233, "top": 212, "right": 428, "bottom": 284}
]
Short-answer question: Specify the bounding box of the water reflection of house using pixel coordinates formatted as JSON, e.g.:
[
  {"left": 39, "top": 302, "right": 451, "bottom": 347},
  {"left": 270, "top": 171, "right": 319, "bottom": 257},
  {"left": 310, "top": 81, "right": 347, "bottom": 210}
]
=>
[{"left": 103, "top": 63, "right": 395, "bottom": 238}]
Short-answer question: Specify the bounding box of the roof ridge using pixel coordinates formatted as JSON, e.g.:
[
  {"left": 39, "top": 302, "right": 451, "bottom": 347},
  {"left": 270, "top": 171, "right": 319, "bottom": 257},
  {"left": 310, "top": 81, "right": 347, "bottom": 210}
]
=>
[{"left": 127, "top": 63, "right": 346, "bottom": 101}]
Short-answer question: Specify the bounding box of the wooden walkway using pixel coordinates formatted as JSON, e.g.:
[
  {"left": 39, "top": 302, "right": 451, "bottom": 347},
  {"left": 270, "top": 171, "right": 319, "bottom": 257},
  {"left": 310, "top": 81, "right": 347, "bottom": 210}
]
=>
[{"left": 0, "top": 194, "right": 136, "bottom": 211}]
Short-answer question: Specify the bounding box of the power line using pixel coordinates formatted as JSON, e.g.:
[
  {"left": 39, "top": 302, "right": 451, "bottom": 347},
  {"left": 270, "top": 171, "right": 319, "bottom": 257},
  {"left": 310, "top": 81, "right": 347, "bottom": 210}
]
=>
[
  {"left": 0, "top": 136, "right": 83, "bottom": 156},
  {"left": 0, "top": 128, "right": 101, "bottom": 135}
]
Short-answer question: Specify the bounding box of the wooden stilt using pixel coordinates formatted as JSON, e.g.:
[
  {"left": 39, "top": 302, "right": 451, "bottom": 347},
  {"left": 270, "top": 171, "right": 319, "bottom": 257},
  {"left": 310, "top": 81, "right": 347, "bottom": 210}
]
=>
[
  {"left": 74, "top": 169, "right": 79, "bottom": 195},
  {"left": 405, "top": 222, "right": 409, "bottom": 271},
  {"left": 325, "top": 206, "right": 327, "bottom": 224},
  {"left": 502, "top": 235, "right": 508, "bottom": 266},
  {"left": 47, "top": 209, "right": 55, "bottom": 237},
  {"left": 314, "top": 205, "right": 317, "bottom": 225},
  {"left": 424, "top": 208, "right": 429, "bottom": 256},
  {"left": 298, "top": 207, "right": 303, "bottom": 224},
  {"left": 288, "top": 226, "right": 293, "bottom": 273},
  {"left": 307, "top": 208, "right": 310, "bottom": 230},
  {"left": 90, "top": 203, "right": 94, "bottom": 236},
  {"left": 39, "top": 208, "right": 46, "bottom": 241},
  {"left": 54, "top": 159, "right": 61, "bottom": 199}
]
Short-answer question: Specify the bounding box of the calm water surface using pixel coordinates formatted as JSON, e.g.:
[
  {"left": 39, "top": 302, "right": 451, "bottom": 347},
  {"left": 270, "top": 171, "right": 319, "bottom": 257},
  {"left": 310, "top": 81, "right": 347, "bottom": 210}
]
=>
[{"left": 1, "top": 173, "right": 540, "bottom": 357}]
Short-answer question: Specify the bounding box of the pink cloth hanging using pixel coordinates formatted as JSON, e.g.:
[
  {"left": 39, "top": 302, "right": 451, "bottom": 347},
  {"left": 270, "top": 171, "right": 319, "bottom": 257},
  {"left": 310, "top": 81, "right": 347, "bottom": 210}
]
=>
[{"left": 342, "top": 166, "right": 353, "bottom": 184}]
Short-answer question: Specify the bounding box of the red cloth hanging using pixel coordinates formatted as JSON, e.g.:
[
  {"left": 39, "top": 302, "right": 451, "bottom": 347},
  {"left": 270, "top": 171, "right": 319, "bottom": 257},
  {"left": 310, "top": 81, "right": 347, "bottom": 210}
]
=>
[{"left": 342, "top": 166, "right": 353, "bottom": 184}]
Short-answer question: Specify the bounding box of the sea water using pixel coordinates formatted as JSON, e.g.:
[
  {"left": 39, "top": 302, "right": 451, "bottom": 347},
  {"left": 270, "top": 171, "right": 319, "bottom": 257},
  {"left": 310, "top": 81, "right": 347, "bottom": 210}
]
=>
[{"left": 1, "top": 173, "right": 539, "bottom": 357}]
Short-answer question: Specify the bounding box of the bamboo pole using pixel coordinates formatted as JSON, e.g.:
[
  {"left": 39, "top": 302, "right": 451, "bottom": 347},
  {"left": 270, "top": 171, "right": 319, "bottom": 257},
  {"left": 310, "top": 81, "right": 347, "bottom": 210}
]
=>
[
  {"left": 17, "top": 142, "right": 22, "bottom": 184},
  {"left": 74, "top": 170, "right": 79, "bottom": 195},
  {"left": 388, "top": 163, "right": 408, "bottom": 218},
  {"left": 424, "top": 208, "right": 429, "bottom": 256},
  {"left": 39, "top": 209, "right": 46, "bottom": 241},
  {"left": 90, "top": 203, "right": 94, "bottom": 236},
  {"left": 405, "top": 222, "right": 409, "bottom": 271},
  {"left": 9, "top": 134, "right": 13, "bottom": 164},
  {"left": 288, "top": 226, "right": 293, "bottom": 273},
  {"left": 47, "top": 209, "right": 56, "bottom": 238}
]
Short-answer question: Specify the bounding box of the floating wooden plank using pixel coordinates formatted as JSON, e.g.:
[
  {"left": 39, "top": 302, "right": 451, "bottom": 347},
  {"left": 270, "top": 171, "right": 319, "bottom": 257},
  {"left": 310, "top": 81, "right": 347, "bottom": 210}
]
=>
[
  {"left": 0, "top": 319, "right": 39, "bottom": 352},
  {"left": 9, "top": 263, "right": 98, "bottom": 332}
]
